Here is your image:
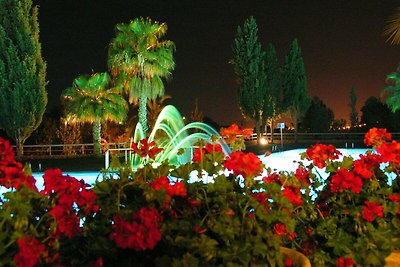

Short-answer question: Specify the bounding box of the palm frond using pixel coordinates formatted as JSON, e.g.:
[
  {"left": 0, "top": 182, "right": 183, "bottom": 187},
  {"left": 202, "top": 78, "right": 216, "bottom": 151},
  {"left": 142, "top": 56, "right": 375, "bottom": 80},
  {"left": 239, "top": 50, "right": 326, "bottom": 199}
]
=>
[{"left": 383, "top": 7, "right": 400, "bottom": 45}]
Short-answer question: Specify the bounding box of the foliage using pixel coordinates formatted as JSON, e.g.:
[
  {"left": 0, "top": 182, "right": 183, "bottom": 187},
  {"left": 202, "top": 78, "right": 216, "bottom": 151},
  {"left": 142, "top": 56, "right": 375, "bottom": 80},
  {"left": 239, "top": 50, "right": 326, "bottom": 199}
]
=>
[
  {"left": 383, "top": 7, "right": 400, "bottom": 45},
  {"left": 349, "top": 86, "right": 358, "bottom": 128},
  {"left": 62, "top": 72, "right": 128, "bottom": 155},
  {"left": 0, "top": 0, "right": 47, "bottom": 156},
  {"left": 361, "top": 96, "right": 400, "bottom": 131},
  {"left": 303, "top": 96, "right": 334, "bottom": 133},
  {"left": 232, "top": 16, "right": 267, "bottom": 142},
  {"left": 289, "top": 127, "right": 400, "bottom": 266},
  {"left": 282, "top": 38, "right": 311, "bottom": 142},
  {"left": 382, "top": 64, "right": 400, "bottom": 113},
  {"left": 1, "top": 126, "right": 399, "bottom": 267},
  {"left": 108, "top": 17, "right": 175, "bottom": 133},
  {"left": 263, "top": 43, "right": 282, "bottom": 141}
]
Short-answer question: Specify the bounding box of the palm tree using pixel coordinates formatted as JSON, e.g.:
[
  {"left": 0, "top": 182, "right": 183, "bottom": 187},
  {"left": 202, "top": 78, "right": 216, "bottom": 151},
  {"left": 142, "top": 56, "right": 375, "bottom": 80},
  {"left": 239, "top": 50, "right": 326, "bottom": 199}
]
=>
[
  {"left": 63, "top": 72, "right": 128, "bottom": 155},
  {"left": 108, "top": 17, "right": 175, "bottom": 134},
  {"left": 382, "top": 65, "right": 400, "bottom": 112},
  {"left": 383, "top": 7, "right": 400, "bottom": 45}
]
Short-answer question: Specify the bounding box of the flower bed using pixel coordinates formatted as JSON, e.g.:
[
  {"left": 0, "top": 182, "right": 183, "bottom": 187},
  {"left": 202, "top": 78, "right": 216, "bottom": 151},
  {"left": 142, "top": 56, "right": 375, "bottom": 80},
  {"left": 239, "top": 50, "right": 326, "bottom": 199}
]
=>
[{"left": 0, "top": 126, "right": 399, "bottom": 266}]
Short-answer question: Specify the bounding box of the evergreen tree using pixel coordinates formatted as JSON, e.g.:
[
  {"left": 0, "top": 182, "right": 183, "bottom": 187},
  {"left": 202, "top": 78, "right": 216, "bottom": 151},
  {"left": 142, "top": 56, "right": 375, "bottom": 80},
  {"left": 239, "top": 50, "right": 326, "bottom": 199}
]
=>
[
  {"left": 349, "top": 86, "right": 358, "bottom": 127},
  {"left": 303, "top": 96, "right": 334, "bottom": 132},
  {"left": 0, "top": 0, "right": 47, "bottom": 156},
  {"left": 282, "top": 38, "right": 310, "bottom": 142},
  {"left": 262, "top": 43, "right": 281, "bottom": 142},
  {"left": 232, "top": 16, "right": 266, "bottom": 142}
]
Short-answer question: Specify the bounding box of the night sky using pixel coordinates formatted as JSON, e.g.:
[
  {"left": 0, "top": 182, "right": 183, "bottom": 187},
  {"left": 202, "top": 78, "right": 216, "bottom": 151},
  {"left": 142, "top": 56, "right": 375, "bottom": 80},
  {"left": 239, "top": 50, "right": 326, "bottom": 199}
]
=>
[{"left": 34, "top": 0, "right": 400, "bottom": 127}]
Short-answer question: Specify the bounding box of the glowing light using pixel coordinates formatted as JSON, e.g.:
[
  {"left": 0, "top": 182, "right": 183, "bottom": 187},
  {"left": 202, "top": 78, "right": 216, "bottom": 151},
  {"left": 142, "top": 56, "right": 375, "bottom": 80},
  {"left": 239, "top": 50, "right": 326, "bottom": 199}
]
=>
[{"left": 260, "top": 137, "right": 268, "bottom": 145}]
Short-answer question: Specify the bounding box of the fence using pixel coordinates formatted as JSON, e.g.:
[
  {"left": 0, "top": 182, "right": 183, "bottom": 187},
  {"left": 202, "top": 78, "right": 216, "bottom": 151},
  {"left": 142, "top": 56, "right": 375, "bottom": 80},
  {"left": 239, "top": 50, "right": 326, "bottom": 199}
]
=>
[{"left": 15, "top": 132, "right": 400, "bottom": 158}]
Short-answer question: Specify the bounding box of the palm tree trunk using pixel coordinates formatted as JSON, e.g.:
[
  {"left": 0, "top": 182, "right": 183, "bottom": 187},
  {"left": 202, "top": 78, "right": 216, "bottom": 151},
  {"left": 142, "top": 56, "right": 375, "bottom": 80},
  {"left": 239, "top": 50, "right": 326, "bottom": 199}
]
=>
[
  {"left": 139, "top": 96, "right": 148, "bottom": 134},
  {"left": 93, "top": 119, "right": 101, "bottom": 156}
]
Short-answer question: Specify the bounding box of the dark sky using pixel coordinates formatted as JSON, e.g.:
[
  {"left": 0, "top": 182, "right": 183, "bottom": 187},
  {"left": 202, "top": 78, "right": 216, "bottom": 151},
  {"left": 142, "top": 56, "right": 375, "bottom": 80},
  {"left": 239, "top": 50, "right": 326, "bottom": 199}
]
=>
[{"left": 35, "top": 0, "right": 400, "bottom": 127}]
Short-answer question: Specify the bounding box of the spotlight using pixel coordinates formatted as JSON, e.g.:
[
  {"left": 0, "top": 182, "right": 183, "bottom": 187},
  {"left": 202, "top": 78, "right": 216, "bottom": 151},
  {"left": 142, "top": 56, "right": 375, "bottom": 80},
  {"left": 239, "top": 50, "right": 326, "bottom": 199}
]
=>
[{"left": 260, "top": 137, "right": 268, "bottom": 145}]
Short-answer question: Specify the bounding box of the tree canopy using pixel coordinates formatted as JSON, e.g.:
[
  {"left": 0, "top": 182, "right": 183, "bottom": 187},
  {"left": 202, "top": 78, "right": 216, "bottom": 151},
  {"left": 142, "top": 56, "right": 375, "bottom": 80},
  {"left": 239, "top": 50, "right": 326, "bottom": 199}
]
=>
[
  {"left": 303, "top": 96, "right": 334, "bottom": 133},
  {"left": 0, "top": 0, "right": 47, "bottom": 156},
  {"left": 232, "top": 16, "right": 267, "bottom": 141},
  {"left": 108, "top": 17, "right": 175, "bottom": 133},
  {"left": 282, "top": 38, "right": 310, "bottom": 142},
  {"left": 63, "top": 72, "right": 128, "bottom": 155}
]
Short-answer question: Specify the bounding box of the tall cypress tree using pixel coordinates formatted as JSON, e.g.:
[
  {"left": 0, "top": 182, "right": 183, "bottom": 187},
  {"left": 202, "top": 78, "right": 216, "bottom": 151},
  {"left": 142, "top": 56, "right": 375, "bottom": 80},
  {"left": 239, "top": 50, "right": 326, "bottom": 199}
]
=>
[
  {"left": 232, "top": 16, "right": 266, "bottom": 142},
  {"left": 282, "top": 38, "right": 310, "bottom": 142},
  {"left": 0, "top": 0, "right": 47, "bottom": 156},
  {"left": 349, "top": 86, "right": 358, "bottom": 127},
  {"left": 262, "top": 43, "right": 281, "bottom": 142}
]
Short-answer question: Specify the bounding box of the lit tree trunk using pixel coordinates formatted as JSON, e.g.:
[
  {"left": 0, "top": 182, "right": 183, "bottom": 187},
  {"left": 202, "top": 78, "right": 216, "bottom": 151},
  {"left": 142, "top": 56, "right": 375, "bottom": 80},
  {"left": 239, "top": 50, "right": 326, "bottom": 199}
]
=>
[
  {"left": 139, "top": 96, "right": 148, "bottom": 134},
  {"left": 93, "top": 119, "right": 101, "bottom": 156},
  {"left": 16, "top": 136, "right": 24, "bottom": 157},
  {"left": 269, "top": 119, "right": 275, "bottom": 143}
]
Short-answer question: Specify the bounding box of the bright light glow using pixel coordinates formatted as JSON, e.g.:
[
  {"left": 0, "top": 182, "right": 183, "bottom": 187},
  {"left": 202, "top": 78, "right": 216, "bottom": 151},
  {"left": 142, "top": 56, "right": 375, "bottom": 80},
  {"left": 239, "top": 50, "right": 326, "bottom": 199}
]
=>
[{"left": 259, "top": 137, "right": 268, "bottom": 145}]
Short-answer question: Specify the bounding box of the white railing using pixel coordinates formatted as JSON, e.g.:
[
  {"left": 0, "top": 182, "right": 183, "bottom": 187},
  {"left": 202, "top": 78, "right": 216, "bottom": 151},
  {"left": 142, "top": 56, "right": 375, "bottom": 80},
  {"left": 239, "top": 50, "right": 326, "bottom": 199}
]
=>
[{"left": 104, "top": 148, "right": 132, "bottom": 169}]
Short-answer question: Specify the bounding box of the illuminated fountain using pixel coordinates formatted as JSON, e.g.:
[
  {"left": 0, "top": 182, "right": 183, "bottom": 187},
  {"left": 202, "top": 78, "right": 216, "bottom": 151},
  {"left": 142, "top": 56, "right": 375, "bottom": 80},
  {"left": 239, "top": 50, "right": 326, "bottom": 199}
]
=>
[{"left": 130, "top": 105, "right": 231, "bottom": 168}]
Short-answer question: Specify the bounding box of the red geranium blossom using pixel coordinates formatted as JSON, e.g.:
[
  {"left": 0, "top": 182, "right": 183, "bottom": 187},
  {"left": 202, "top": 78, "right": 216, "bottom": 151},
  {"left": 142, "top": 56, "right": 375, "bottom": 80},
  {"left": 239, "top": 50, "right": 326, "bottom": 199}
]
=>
[
  {"left": 330, "top": 168, "right": 363, "bottom": 194},
  {"left": 262, "top": 172, "right": 281, "bottom": 185},
  {"left": 13, "top": 235, "right": 46, "bottom": 267},
  {"left": 376, "top": 140, "right": 400, "bottom": 167},
  {"left": 364, "top": 127, "right": 392, "bottom": 147},
  {"left": 224, "top": 151, "right": 263, "bottom": 178},
  {"left": 131, "top": 139, "right": 163, "bottom": 159},
  {"left": 220, "top": 124, "right": 253, "bottom": 143},
  {"left": 294, "top": 167, "right": 311, "bottom": 186},
  {"left": 305, "top": 144, "right": 341, "bottom": 168},
  {"left": 362, "top": 201, "right": 383, "bottom": 222},
  {"left": 336, "top": 256, "right": 355, "bottom": 267},
  {"left": 110, "top": 207, "right": 162, "bottom": 251},
  {"left": 282, "top": 186, "right": 303, "bottom": 206},
  {"left": 353, "top": 154, "right": 381, "bottom": 179},
  {"left": 149, "top": 176, "right": 187, "bottom": 199},
  {"left": 389, "top": 194, "right": 400, "bottom": 214},
  {"left": 192, "top": 143, "right": 223, "bottom": 162}
]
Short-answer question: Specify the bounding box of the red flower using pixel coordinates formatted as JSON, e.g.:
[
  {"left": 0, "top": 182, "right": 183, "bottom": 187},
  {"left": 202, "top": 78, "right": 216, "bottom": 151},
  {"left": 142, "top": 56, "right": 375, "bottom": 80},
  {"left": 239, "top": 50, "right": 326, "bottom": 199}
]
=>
[
  {"left": 273, "top": 223, "right": 287, "bottom": 236},
  {"left": 224, "top": 151, "right": 263, "bottom": 178},
  {"left": 50, "top": 205, "right": 81, "bottom": 239},
  {"left": 353, "top": 154, "right": 381, "bottom": 179},
  {"left": 282, "top": 186, "right": 303, "bottom": 206},
  {"left": 42, "top": 169, "right": 98, "bottom": 238},
  {"left": 109, "top": 207, "right": 162, "bottom": 251},
  {"left": 284, "top": 258, "right": 293, "bottom": 266},
  {"left": 330, "top": 168, "right": 363, "bottom": 194},
  {"left": 294, "top": 167, "right": 311, "bottom": 186},
  {"left": 149, "top": 176, "right": 187, "bottom": 200},
  {"left": 220, "top": 124, "right": 253, "bottom": 143},
  {"left": 192, "top": 143, "right": 223, "bottom": 162},
  {"left": 262, "top": 172, "right": 281, "bottom": 185},
  {"left": 336, "top": 256, "right": 355, "bottom": 267},
  {"left": 305, "top": 144, "right": 341, "bottom": 168},
  {"left": 364, "top": 127, "right": 392, "bottom": 147},
  {"left": 13, "top": 235, "right": 46, "bottom": 267},
  {"left": 0, "top": 138, "right": 16, "bottom": 164},
  {"left": 362, "top": 201, "right": 383, "bottom": 222},
  {"left": 389, "top": 194, "right": 400, "bottom": 214},
  {"left": 376, "top": 141, "right": 400, "bottom": 167},
  {"left": 131, "top": 139, "right": 163, "bottom": 159},
  {"left": 251, "top": 192, "right": 269, "bottom": 205}
]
